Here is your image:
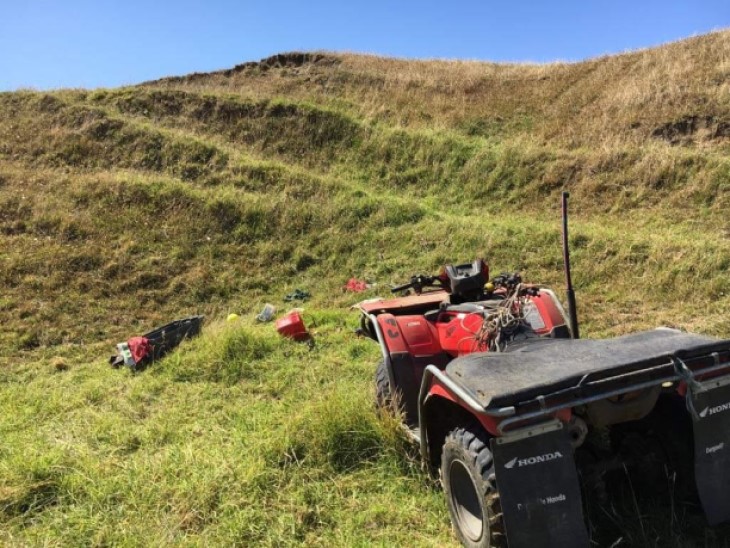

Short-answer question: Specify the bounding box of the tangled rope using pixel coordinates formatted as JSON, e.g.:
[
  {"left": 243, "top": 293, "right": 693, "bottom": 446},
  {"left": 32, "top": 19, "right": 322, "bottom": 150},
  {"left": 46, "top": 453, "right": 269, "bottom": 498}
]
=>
[{"left": 474, "top": 284, "right": 533, "bottom": 352}]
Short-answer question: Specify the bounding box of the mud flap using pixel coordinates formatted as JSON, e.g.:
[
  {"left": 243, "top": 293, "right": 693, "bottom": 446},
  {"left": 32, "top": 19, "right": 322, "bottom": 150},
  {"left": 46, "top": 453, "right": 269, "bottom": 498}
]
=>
[
  {"left": 690, "top": 384, "right": 730, "bottom": 525},
  {"left": 491, "top": 422, "right": 589, "bottom": 548}
]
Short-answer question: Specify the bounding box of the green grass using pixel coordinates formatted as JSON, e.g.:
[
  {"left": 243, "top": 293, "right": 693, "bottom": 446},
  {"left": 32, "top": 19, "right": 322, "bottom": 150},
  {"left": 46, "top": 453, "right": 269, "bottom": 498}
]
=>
[
  {"left": 0, "top": 318, "right": 455, "bottom": 546},
  {"left": 2, "top": 31, "right": 730, "bottom": 546},
  {"left": 4, "top": 317, "right": 730, "bottom": 546}
]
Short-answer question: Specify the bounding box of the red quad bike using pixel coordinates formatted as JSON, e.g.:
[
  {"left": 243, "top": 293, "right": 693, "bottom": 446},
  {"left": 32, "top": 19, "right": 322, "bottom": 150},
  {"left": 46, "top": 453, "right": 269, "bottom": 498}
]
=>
[{"left": 356, "top": 194, "right": 730, "bottom": 548}]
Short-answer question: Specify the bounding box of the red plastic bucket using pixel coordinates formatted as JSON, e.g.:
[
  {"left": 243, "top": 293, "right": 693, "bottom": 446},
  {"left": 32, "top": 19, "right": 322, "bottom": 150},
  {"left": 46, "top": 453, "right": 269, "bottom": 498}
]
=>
[{"left": 275, "top": 311, "right": 309, "bottom": 341}]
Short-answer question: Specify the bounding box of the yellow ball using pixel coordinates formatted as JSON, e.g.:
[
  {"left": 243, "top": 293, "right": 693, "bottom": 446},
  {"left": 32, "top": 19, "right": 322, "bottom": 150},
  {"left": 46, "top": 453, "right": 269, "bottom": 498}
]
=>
[{"left": 227, "top": 313, "right": 240, "bottom": 322}]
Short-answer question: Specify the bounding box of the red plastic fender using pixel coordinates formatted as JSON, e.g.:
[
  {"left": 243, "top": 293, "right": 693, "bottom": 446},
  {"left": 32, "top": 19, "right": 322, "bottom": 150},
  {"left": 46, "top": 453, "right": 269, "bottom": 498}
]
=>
[
  {"left": 528, "top": 292, "right": 568, "bottom": 335},
  {"left": 436, "top": 311, "right": 485, "bottom": 357},
  {"left": 426, "top": 381, "right": 572, "bottom": 437},
  {"left": 377, "top": 314, "right": 442, "bottom": 356},
  {"left": 396, "top": 316, "right": 442, "bottom": 356},
  {"left": 428, "top": 382, "right": 502, "bottom": 436},
  {"left": 376, "top": 314, "right": 408, "bottom": 354}
]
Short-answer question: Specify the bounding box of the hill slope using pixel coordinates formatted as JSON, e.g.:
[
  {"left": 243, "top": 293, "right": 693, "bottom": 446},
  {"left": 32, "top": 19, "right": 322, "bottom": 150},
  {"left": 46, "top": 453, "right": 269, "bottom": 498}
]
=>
[{"left": 1, "top": 31, "right": 730, "bottom": 546}]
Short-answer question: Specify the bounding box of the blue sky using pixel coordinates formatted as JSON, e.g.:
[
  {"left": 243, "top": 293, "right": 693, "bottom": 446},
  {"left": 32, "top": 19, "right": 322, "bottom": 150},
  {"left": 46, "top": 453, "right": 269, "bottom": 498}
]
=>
[{"left": 1, "top": 0, "right": 728, "bottom": 90}]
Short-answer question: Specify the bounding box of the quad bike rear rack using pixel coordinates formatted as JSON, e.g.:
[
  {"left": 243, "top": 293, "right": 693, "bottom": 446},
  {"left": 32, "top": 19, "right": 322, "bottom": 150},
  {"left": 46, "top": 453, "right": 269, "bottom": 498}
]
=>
[{"left": 419, "top": 347, "right": 730, "bottom": 542}]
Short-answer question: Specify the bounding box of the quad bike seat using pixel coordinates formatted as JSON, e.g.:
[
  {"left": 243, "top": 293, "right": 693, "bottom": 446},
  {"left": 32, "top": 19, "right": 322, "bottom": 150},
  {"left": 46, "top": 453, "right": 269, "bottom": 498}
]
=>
[
  {"left": 424, "top": 301, "right": 499, "bottom": 323},
  {"left": 438, "top": 297, "right": 505, "bottom": 314},
  {"left": 445, "top": 328, "right": 730, "bottom": 409},
  {"left": 440, "top": 303, "right": 483, "bottom": 314}
]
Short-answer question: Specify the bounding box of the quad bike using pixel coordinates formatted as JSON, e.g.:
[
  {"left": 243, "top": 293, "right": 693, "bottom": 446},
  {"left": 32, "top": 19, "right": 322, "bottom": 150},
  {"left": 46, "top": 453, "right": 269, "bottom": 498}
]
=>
[{"left": 356, "top": 194, "right": 730, "bottom": 548}]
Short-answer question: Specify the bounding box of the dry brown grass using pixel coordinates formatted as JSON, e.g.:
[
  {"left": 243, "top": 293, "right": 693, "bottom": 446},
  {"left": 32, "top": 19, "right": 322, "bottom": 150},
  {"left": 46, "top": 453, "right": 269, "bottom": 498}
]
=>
[{"left": 151, "top": 30, "right": 730, "bottom": 149}]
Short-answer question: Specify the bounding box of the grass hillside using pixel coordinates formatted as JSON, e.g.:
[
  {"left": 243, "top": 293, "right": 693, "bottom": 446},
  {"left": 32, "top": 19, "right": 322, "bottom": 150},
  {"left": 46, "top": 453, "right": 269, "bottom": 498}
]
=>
[{"left": 1, "top": 30, "right": 730, "bottom": 546}]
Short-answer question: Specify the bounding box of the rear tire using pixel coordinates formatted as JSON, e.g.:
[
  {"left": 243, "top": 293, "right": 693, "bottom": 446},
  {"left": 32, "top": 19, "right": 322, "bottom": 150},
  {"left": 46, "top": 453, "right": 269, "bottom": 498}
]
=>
[{"left": 441, "top": 424, "right": 505, "bottom": 548}]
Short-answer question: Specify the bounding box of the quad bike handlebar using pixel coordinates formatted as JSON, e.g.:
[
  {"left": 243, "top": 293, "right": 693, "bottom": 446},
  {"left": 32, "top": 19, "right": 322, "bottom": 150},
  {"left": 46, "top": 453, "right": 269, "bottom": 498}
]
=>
[
  {"left": 390, "top": 274, "right": 445, "bottom": 294},
  {"left": 491, "top": 272, "right": 522, "bottom": 290},
  {"left": 490, "top": 272, "right": 541, "bottom": 296},
  {"left": 391, "top": 267, "right": 536, "bottom": 297}
]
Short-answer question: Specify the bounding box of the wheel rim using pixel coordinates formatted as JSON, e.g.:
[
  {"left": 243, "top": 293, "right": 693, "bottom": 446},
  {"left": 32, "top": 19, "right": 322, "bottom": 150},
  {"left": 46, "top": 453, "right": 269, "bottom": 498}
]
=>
[{"left": 449, "top": 459, "right": 484, "bottom": 542}]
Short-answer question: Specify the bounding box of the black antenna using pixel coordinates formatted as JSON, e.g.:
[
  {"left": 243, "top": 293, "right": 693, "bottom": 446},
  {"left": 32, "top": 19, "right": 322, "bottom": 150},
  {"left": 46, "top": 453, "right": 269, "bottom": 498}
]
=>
[{"left": 562, "top": 191, "right": 580, "bottom": 339}]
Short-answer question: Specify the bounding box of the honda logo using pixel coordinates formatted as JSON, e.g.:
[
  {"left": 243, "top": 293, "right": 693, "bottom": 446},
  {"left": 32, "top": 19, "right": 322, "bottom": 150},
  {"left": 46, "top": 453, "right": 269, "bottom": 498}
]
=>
[
  {"left": 504, "top": 451, "right": 564, "bottom": 469},
  {"left": 699, "top": 402, "right": 730, "bottom": 419}
]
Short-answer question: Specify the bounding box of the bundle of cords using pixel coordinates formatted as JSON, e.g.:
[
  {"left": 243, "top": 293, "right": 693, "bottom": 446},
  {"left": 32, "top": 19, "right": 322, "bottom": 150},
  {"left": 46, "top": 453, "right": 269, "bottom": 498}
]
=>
[{"left": 474, "top": 284, "right": 532, "bottom": 352}]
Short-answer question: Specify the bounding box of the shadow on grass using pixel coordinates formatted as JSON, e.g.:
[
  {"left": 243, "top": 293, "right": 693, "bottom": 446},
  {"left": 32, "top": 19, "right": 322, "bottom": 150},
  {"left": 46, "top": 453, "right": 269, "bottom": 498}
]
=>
[
  {"left": 585, "top": 466, "right": 730, "bottom": 547},
  {"left": 0, "top": 480, "right": 60, "bottom": 523}
]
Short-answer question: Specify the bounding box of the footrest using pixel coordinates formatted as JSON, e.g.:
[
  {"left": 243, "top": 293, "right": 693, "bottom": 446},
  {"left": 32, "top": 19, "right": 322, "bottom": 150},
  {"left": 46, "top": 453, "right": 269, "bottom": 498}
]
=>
[
  {"left": 691, "top": 384, "right": 730, "bottom": 525},
  {"left": 491, "top": 422, "right": 589, "bottom": 548}
]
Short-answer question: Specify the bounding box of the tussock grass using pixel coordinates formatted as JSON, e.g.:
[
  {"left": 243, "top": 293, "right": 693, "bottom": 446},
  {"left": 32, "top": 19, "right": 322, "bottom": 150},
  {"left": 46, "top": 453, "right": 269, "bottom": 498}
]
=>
[
  {"left": 1, "top": 319, "right": 453, "bottom": 546},
  {"left": 167, "top": 322, "right": 276, "bottom": 383},
  {"left": 281, "top": 385, "right": 407, "bottom": 472},
  {"left": 1, "top": 30, "right": 730, "bottom": 545}
]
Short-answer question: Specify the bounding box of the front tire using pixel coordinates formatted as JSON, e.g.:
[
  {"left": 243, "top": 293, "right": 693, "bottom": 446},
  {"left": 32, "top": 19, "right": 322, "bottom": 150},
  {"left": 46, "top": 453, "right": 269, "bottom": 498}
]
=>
[
  {"left": 441, "top": 425, "right": 504, "bottom": 548},
  {"left": 374, "top": 359, "right": 392, "bottom": 408}
]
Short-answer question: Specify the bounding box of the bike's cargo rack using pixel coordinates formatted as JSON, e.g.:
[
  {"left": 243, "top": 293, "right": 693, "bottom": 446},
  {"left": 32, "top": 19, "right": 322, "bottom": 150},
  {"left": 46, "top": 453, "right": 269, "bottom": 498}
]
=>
[{"left": 416, "top": 334, "right": 730, "bottom": 545}]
